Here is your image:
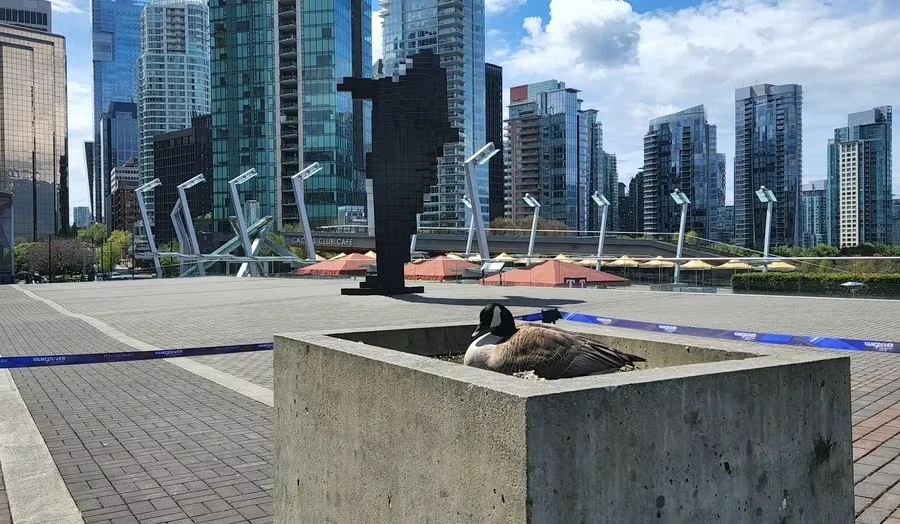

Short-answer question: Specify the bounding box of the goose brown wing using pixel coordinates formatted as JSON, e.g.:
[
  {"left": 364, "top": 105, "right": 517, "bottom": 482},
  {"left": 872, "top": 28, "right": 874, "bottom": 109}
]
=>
[{"left": 509, "top": 324, "right": 635, "bottom": 379}]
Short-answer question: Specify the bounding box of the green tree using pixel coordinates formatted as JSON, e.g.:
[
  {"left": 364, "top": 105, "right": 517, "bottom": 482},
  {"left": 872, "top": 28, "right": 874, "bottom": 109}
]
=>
[
  {"left": 14, "top": 242, "right": 33, "bottom": 273},
  {"left": 78, "top": 223, "right": 107, "bottom": 245},
  {"left": 98, "top": 230, "right": 131, "bottom": 272}
]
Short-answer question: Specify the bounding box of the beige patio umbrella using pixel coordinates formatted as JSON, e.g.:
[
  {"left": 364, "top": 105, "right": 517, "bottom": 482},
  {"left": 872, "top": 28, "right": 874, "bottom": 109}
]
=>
[
  {"left": 575, "top": 258, "right": 598, "bottom": 267},
  {"left": 606, "top": 255, "right": 640, "bottom": 268},
  {"left": 554, "top": 254, "right": 575, "bottom": 263},
  {"left": 445, "top": 253, "right": 464, "bottom": 260},
  {"left": 641, "top": 255, "right": 675, "bottom": 268},
  {"left": 330, "top": 252, "right": 347, "bottom": 260},
  {"left": 681, "top": 259, "right": 713, "bottom": 270},
  {"left": 364, "top": 250, "right": 377, "bottom": 259},
  {"left": 764, "top": 260, "right": 797, "bottom": 271},
  {"left": 467, "top": 253, "right": 483, "bottom": 262},
  {"left": 494, "top": 252, "right": 515, "bottom": 262},
  {"left": 715, "top": 259, "right": 753, "bottom": 270},
  {"left": 681, "top": 259, "right": 713, "bottom": 285}
]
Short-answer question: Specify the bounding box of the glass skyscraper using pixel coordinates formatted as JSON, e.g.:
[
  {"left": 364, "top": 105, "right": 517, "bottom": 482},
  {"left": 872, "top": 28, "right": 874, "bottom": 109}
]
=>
[
  {"left": 92, "top": 0, "right": 147, "bottom": 222},
  {"left": 642, "top": 105, "right": 723, "bottom": 240},
  {"left": 137, "top": 0, "right": 211, "bottom": 219},
  {"left": 506, "top": 80, "right": 602, "bottom": 231},
  {"left": 210, "top": 0, "right": 275, "bottom": 236},
  {"left": 734, "top": 83, "right": 803, "bottom": 248},
  {"left": 826, "top": 106, "right": 892, "bottom": 247},
  {"left": 0, "top": 23, "right": 67, "bottom": 241},
  {"left": 99, "top": 101, "right": 139, "bottom": 232},
  {"left": 294, "top": 0, "right": 371, "bottom": 228},
  {"left": 800, "top": 179, "right": 828, "bottom": 247},
  {"left": 381, "top": 0, "right": 486, "bottom": 230}
]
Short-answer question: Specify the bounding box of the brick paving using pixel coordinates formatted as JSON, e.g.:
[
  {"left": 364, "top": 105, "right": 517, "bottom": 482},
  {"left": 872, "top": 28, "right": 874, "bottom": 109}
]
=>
[{"left": 6, "top": 277, "right": 900, "bottom": 523}]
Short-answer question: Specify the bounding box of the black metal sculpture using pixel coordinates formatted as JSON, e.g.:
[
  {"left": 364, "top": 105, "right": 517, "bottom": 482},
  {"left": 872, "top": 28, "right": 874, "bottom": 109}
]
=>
[{"left": 338, "top": 49, "right": 459, "bottom": 296}]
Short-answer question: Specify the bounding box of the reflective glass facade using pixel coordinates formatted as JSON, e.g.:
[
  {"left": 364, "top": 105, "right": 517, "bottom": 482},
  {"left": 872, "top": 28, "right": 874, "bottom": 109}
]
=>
[
  {"left": 92, "top": 0, "right": 147, "bottom": 222},
  {"left": 826, "top": 106, "right": 892, "bottom": 247},
  {"left": 295, "top": 0, "right": 371, "bottom": 228},
  {"left": 381, "top": 0, "right": 486, "bottom": 230},
  {"left": 485, "top": 62, "right": 503, "bottom": 221},
  {"left": 801, "top": 179, "right": 828, "bottom": 247},
  {"left": 734, "top": 84, "right": 803, "bottom": 248},
  {"left": 643, "top": 105, "right": 724, "bottom": 240},
  {"left": 100, "top": 101, "right": 139, "bottom": 231},
  {"left": 0, "top": 24, "right": 67, "bottom": 241},
  {"left": 137, "top": 0, "right": 211, "bottom": 220},
  {"left": 507, "top": 81, "right": 602, "bottom": 231},
  {"left": 210, "top": 0, "right": 275, "bottom": 235}
]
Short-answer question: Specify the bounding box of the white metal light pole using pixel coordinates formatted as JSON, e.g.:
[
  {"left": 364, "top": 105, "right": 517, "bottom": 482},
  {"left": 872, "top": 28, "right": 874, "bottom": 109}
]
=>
[
  {"left": 177, "top": 174, "right": 206, "bottom": 276},
  {"left": 229, "top": 168, "right": 259, "bottom": 275},
  {"left": 755, "top": 185, "right": 778, "bottom": 272},
  {"left": 291, "top": 162, "right": 323, "bottom": 261},
  {"left": 670, "top": 188, "right": 691, "bottom": 284},
  {"left": 461, "top": 195, "right": 475, "bottom": 256},
  {"left": 590, "top": 191, "right": 611, "bottom": 271},
  {"left": 464, "top": 142, "right": 500, "bottom": 260},
  {"left": 523, "top": 193, "right": 541, "bottom": 258},
  {"left": 135, "top": 178, "right": 162, "bottom": 278}
]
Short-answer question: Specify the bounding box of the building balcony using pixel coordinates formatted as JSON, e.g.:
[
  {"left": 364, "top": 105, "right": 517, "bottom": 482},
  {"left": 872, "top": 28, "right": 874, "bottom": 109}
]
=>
[
  {"left": 280, "top": 74, "right": 298, "bottom": 85},
  {"left": 279, "top": 60, "right": 298, "bottom": 70},
  {"left": 279, "top": 35, "right": 297, "bottom": 44},
  {"left": 278, "top": 5, "right": 295, "bottom": 14},
  {"left": 279, "top": 49, "right": 297, "bottom": 59},
  {"left": 280, "top": 88, "right": 298, "bottom": 97},
  {"left": 279, "top": 21, "right": 297, "bottom": 31}
]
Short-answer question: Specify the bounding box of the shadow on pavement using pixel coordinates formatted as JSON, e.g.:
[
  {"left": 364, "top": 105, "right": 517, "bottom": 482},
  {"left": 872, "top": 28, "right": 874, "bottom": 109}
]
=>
[{"left": 387, "top": 294, "right": 586, "bottom": 308}]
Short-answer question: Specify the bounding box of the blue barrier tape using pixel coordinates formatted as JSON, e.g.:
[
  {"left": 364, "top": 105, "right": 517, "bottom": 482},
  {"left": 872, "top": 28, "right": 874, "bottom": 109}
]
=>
[
  {"left": 513, "top": 311, "right": 899, "bottom": 354},
  {"left": 0, "top": 342, "right": 274, "bottom": 369}
]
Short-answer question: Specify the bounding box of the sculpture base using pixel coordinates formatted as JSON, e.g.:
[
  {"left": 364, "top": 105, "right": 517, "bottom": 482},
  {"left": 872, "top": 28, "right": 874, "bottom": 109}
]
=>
[{"left": 341, "top": 286, "right": 424, "bottom": 296}]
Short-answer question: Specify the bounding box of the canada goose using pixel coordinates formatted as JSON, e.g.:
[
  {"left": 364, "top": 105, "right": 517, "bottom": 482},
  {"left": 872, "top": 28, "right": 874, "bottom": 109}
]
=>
[{"left": 464, "top": 303, "right": 646, "bottom": 379}]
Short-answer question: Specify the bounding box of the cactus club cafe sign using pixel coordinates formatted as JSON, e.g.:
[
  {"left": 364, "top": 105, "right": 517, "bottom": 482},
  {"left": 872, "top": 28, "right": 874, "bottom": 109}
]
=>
[{"left": 285, "top": 233, "right": 367, "bottom": 249}]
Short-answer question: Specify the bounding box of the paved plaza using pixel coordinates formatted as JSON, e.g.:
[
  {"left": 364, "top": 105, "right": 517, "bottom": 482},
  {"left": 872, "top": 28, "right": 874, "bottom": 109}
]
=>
[{"left": 0, "top": 277, "right": 899, "bottom": 523}]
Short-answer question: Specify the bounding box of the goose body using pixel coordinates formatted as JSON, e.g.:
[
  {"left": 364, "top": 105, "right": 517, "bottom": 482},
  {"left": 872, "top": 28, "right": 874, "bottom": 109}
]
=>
[{"left": 464, "top": 303, "right": 645, "bottom": 379}]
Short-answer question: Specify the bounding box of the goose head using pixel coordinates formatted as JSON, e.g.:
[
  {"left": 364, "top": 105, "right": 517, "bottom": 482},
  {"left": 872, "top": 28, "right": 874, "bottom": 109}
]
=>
[{"left": 471, "top": 303, "right": 517, "bottom": 339}]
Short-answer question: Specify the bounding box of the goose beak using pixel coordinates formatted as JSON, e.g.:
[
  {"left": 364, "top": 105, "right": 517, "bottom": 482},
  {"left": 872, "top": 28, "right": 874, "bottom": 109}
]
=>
[{"left": 472, "top": 325, "right": 490, "bottom": 338}]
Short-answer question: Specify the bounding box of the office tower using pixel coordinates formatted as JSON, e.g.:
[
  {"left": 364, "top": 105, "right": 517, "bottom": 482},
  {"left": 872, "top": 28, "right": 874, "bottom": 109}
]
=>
[
  {"left": 642, "top": 105, "right": 723, "bottom": 240},
  {"left": 734, "top": 83, "right": 803, "bottom": 248},
  {"left": 211, "top": 0, "right": 275, "bottom": 237},
  {"left": 92, "top": 0, "right": 146, "bottom": 223},
  {"left": 485, "top": 62, "right": 504, "bottom": 221},
  {"left": 59, "top": 152, "right": 68, "bottom": 232},
  {"left": 502, "top": 127, "right": 511, "bottom": 218},
  {"left": 0, "top": 23, "right": 66, "bottom": 241},
  {"left": 136, "top": 0, "right": 210, "bottom": 219},
  {"left": 73, "top": 206, "right": 92, "bottom": 228},
  {"left": 507, "top": 80, "right": 605, "bottom": 230},
  {"left": 152, "top": 114, "right": 212, "bottom": 245},
  {"left": 718, "top": 205, "right": 735, "bottom": 244},
  {"left": 617, "top": 181, "right": 632, "bottom": 232},
  {"left": 629, "top": 172, "right": 644, "bottom": 233},
  {"left": 381, "top": 0, "right": 487, "bottom": 230},
  {"left": 290, "top": 0, "right": 371, "bottom": 229},
  {"left": 99, "top": 101, "right": 139, "bottom": 232},
  {"left": 800, "top": 179, "right": 828, "bottom": 247},
  {"left": 893, "top": 198, "right": 900, "bottom": 245},
  {"left": 0, "top": 0, "right": 50, "bottom": 31},
  {"left": 83, "top": 140, "right": 95, "bottom": 215},
  {"left": 827, "top": 106, "right": 892, "bottom": 247},
  {"left": 109, "top": 158, "right": 139, "bottom": 232}
]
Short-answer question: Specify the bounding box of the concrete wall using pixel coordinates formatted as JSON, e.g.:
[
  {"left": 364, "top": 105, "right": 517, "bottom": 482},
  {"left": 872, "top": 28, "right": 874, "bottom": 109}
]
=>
[{"left": 274, "top": 322, "right": 853, "bottom": 523}]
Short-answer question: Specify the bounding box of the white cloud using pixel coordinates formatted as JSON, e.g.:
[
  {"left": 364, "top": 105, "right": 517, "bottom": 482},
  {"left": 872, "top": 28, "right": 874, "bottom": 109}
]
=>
[
  {"left": 493, "top": 0, "right": 900, "bottom": 202},
  {"left": 50, "top": 0, "right": 83, "bottom": 14},
  {"left": 66, "top": 76, "right": 93, "bottom": 212},
  {"left": 486, "top": 0, "right": 526, "bottom": 14}
]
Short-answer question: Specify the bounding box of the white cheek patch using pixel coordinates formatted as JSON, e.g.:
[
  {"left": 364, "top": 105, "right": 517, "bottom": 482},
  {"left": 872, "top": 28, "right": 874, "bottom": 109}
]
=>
[{"left": 491, "top": 307, "right": 501, "bottom": 328}]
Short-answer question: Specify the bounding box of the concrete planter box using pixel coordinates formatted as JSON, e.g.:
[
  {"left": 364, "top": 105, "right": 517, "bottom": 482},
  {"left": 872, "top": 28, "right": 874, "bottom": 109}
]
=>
[{"left": 274, "top": 322, "right": 852, "bottom": 523}]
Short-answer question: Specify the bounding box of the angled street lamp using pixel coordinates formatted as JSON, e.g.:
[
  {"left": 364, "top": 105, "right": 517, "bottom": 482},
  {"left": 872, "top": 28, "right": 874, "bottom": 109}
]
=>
[
  {"left": 291, "top": 162, "right": 323, "bottom": 261},
  {"left": 461, "top": 195, "right": 475, "bottom": 256},
  {"left": 464, "top": 142, "right": 499, "bottom": 260},
  {"left": 177, "top": 174, "right": 206, "bottom": 276},
  {"left": 135, "top": 178, "right": 162, "bottom": 278},
  {"left": 229, "top": 168, "right": 260, "bottom": 276},
  {"left": 670, "top": 188, "right": 691, "bottom": 284},
  {"left": 591, "top": 191, "right": 611, "bottom": 271},
  {"left": 522, "top": 192, "right": 541, "bottom": 258},
  {"left": 755, "top": 185, "right": 778, "bottom": 271}
]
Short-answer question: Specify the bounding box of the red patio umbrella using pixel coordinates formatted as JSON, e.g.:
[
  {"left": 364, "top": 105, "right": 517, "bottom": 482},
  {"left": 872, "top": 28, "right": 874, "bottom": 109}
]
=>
[
  {"left": 404, "top": 255, "right": 479, "bottom": 281},
  {"left": 479, "top": 260, "right": 630, "bottom": 288},
  {"left": 297, "top": 253, "right": 374, "bottom": 276}
]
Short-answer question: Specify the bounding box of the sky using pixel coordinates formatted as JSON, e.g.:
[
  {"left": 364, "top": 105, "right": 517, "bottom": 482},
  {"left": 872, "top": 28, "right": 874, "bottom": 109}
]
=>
[{"left": 55, "top": 0, "right": 900, "bottom": 215}]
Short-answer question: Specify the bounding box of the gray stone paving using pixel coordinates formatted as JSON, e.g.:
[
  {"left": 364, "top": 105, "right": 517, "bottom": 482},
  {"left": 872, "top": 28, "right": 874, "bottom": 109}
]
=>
[
  {"left": 5, "top": 277, "right": 900, "bottom": 523},
  {"left": 0, "top": 466, "right": 10, "bottom": 524}
]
